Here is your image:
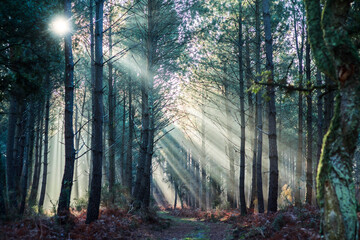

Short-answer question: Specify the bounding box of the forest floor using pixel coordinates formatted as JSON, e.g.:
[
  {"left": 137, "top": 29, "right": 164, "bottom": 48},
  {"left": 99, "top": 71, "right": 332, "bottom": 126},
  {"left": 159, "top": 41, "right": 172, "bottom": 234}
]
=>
[{"left": 0, "top": 205, "right": 359, "bottom": 239}]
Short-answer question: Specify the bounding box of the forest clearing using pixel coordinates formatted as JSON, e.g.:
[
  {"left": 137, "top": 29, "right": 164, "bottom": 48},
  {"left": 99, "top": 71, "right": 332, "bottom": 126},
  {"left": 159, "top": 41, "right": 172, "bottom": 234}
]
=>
[{"left": 0, "top": 0, "right": 360, "bottom": 239}]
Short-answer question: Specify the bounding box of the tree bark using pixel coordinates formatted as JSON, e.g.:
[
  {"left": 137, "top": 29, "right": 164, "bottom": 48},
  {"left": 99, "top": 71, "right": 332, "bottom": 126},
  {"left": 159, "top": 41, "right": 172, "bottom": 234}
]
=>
[
  {"left": 262, "top": 0, "right": 278, "bottom": 212},
  {"left": 305, "top": 37, "right": 313, "bottom": 204},
  {"left": 316, "top": 69, "right": 323, "bottom": 169},
  {"left": 305, "top": 0, "right": 360, "bottom": 238},
  {"left": 107, "top": 10, "right": 116, "bottom": 203},
  {"left": 255, "top": 0, "right": 264, "bottom": 213},
  {"left": 125, "top": 76, "right": 134, "bottom": 194},
  {"left": 238, "top": 0, "right": 246, "bottom": 215},
  {"left": 0, "top": 153, "right": 6, "bottom": 216},
  {"left": 57, "top": 0, "right": 76, "bottom": 218},
  {"left": 6, "top": 96, "right": 18, "bottom": 209},
  {"left": 120, "top": 91, "right": 126, "bottom": 184},
  {"left": 88, "top": 0, "right": 95, "bottom": 191},
  {"left": 133, "top": 0, "right": 153, "bottom": 209},
  {"left": 323, "top": 76, "right": 334, "bottom": 132},
  {"left": 86, "top": 0, "right": 104, "bottom": 224},
  {"left": 19, "top": 102, "right": 33, "bottom": 215}
]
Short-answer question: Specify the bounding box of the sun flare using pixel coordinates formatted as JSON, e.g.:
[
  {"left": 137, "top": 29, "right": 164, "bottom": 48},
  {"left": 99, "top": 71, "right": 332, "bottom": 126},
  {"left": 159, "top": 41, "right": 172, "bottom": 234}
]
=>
[{"left": 50, "top": 16, "right": 70, "bottom": 36}]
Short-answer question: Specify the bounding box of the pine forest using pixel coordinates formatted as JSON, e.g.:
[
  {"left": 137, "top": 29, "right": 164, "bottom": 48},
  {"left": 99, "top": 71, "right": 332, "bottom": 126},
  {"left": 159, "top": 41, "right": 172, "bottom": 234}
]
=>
[{"left": 0, "top": 0, "right": 359, "bottom": 239}]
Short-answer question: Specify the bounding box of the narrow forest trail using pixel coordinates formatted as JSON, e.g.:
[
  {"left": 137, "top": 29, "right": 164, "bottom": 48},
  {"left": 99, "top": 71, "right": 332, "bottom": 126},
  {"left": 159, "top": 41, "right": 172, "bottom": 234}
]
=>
[{"left": 138, "top": 211, "right": 234, "bottom": 240}]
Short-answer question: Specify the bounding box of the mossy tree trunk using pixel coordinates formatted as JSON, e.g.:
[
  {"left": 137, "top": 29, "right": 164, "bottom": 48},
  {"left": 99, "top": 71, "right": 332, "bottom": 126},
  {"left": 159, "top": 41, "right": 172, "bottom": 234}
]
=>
[{"left": 304, "top": 0, "right": 360, "bottom": 239}]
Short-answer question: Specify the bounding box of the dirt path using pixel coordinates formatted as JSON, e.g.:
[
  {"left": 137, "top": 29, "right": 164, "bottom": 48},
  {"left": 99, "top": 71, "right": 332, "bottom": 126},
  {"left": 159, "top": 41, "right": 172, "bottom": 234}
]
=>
[{"left": 137, "top": 211, "right": 234, "bottom": 240}]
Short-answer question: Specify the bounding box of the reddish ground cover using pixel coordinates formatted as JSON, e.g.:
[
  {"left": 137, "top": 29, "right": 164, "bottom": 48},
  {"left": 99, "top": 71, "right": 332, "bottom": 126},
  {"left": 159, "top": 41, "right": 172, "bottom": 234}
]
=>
[{"left": 0, "top": 205, "right": 359, "bottom": 240}]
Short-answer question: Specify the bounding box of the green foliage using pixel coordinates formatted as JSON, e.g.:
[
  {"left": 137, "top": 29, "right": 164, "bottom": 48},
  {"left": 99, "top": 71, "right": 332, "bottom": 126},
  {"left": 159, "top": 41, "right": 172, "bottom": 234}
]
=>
[
  {"left": 271, "top": 213, "right": 285, "bottom": 232},
  {"left": 72, "top": 197, "right": 88, "bottom": 212},
  {"left": 0, "top": 0, "right": 63, "bottom": 100}
]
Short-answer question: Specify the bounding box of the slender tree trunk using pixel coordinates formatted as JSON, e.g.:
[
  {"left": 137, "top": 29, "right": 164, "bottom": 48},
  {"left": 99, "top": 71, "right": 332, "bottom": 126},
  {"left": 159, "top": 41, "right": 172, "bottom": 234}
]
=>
[
  {"left": 15, "top": 104, "right": 26, "bottom": 200},
  {"left": 142, "top": 125, "right": 154, "bottom": 208},
  {"left": 224, "top": 81, "right": 235, "bottom": 209},
  {"left": 29, "top": 104, "right": 44, "bottom": 206},
  {"left": 305, "top": 37, "right": 313, "bottom": 204},
  {"left": 6, "top": 96, "right": 18, "bottom": 210},
  {"left": 294, "top": 10, "right": 305, "bottom": 207},
  {"left": 88, "top": 0, "right": 95, "bottom": 191},
  {"left": 120, "top": 91, "right": 126, "bottom": 184},
  {"left": 125, "top": 76, "right": 134, "bottom": 194},
  {"left": 238, "top": 1, "right": 246, "bottom": 214},
  {"left": 19, "top": 102, "right": 33, "bottom": 215},
  {"left": 200, "top": 91, "right": 207, "bottom": 210},
  {"left": 86, "top": 0, "right": 104, "bottom": 224},
  {"left": 73, "top": 89, "right": 80, "bottom": 200},
  {"left": 200, "top": 137, "right": 206, "bottom": 210},
  {"left": 194, "top": 157, "right": 200, "bottom": 208},
  {"left": 0, "top": 153, "right": 6, "bottom": 216},
  {"left": 27, "top": 107, "right": 36, "bottom": 191},
  {"left": 107, "top": 11, "right": 116, "bottom": 203},
  {"left": 174, "top": 181, "right": 178, "bottom": 209},
  {"left": 39, "top": 78, "right": 51, "bottom": 209},
  {"left": 57, "top": 0, "right": 76, "bottom": 218},
  {"left": 256, "top": 92, "right": 264, "bottom": 213},
  {"left": 73, "top": 86, "right": 87, "bottom": 200},
  {"left": 255, "top": 0, "right": 264, "bottom": 213},
  {"left": 262, "top": 0, "right": 279, "bottom": 212},
  {"left": 246, "top": 29, "right": 257, "bottom": 211}
]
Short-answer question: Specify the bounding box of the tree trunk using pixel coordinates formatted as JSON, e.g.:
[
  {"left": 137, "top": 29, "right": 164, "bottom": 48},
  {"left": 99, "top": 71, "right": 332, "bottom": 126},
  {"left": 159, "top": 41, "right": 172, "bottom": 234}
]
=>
[
  {"left": 174, "top": 181, "right": 178, "bottom": 209},
  {"left": 39, "top": 78, "right": 51, "bottom": 209},
  {"left": 200, "top": 91, "right": 207, "bottom": 210},
  {"left": 14, "top": 104, "right": 26, "bottom": 202},
  {"left": 88, "top": 0, "right": 95, "bottom": 192},
  {"left": 247, "top": 28, "right": 257, "bottom": 211},
  {"left": 57, "top": 0, "right": 76, "bottom": 218},
  {"left": 133, "top": 0, "right": 153, "bottom": 209},
  {"left": 142, "top": 125, "right": 154, "bottom": 208},
  {"left": 6, "top": 96, "right": 18, "bottom": 210},
  {"left": 256, "top": 91, "right": 264, "bottom": 213},
  {"left": 86, "top": 0, "right": 104, "bottom": 224},
  {"left": 19, "top": 102, "right": 33, "bottom": 215},
  {"left": 120, "top": 91, "right": 126, "bottom": 184},
  {"left": 262, "top": 0, "right": 278, "bottom": 212},
  {"left": 125, "top": 76, "right": 134, "bottom": 194},
  {"left": 305, "top": 37, "right": 313, "bottom": 204},
  {"left": 305, "top": 0, "right": 360, "bottom": 238},
  {"left": 255, "top": 0, "right": 264, "bottom": 213},
  {"left": 107, "top": 12, "right": 116, "bottom": 203},
  {"left": 238, "top": 0, "right": 246, "bottom": 215},
  {"left": 316, "top": 69, "right": 323, "bottom": 169},
  {"left": 224, "top": 81, "right": 235, "bottom": 209},
  {"left": 0, "top": 153, "right": 6, "bottom": 216},
  {"left": 29, "top": 104, "right": 44, "bottom": 206},
  {"left": 294, "top": 9, "right": 305, "bottom": 207},
  {"left": 323, "top": 76, "right": 334, "bottom": 132}
]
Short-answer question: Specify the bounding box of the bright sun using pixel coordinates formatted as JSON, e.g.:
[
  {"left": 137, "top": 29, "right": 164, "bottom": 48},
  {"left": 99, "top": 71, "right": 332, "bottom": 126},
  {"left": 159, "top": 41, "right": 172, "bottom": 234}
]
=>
[{"left": 50, "top": 16, "right": 70, "bottom": 36}]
